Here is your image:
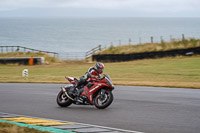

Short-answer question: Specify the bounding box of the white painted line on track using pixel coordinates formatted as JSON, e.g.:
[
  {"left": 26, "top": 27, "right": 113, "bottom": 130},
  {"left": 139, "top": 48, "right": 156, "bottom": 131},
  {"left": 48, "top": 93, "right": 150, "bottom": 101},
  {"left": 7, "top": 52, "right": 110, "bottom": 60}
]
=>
[{"left": 0, "top": 112, "right": 145, "bottom": 133}]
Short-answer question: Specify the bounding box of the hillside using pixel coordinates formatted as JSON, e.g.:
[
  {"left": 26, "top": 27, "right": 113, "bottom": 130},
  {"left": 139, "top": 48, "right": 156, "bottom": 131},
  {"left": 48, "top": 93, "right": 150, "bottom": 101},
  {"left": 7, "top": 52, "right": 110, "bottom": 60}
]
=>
[{"left": 98, "top": 38, "right": 200, "bottom": 54}]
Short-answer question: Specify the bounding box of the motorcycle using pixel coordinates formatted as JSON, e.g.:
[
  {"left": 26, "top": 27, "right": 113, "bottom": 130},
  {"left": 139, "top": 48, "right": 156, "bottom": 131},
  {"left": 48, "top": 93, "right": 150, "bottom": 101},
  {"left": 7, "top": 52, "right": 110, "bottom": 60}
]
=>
[{"left": 57, "top": 74, "right": 114, "bottom": 109}]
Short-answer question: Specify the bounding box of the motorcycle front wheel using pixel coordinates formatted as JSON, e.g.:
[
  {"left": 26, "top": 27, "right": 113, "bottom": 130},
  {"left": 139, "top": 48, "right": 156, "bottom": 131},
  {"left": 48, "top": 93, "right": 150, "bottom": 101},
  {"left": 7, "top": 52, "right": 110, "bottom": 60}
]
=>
[
  {"left": 57, "top": 90, "right": 73, "bottom": 107},
  {"left": 94, "top": 90, "right": 113, "bottom": 109}
]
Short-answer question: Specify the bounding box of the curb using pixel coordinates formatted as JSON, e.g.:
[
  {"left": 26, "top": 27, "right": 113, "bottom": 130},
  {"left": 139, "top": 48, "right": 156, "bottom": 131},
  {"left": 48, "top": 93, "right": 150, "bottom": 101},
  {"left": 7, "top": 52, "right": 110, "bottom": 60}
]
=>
[{"left": 0, "top": 112, "right": 144, "bottom": 133}]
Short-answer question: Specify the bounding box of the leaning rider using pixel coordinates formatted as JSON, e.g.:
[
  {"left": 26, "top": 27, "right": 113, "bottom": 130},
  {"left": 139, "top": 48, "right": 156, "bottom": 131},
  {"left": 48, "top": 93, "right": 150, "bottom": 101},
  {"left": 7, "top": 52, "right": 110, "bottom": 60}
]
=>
[{"left": 67, "top": 62, "right": 104, "bottom": 98}]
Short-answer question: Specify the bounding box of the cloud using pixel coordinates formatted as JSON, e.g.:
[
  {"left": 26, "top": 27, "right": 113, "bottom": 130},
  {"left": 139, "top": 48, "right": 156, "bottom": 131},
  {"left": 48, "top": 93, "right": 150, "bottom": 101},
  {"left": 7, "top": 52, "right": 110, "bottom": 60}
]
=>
[
  {"left": 0, "top": 0, "right": 199, "bottom": 10},
  {"left": 0, "top": 0, "right": 199, "bottom": 17},
  {"left": 0, "top": 0, "right": 126, "bottom": 11}
]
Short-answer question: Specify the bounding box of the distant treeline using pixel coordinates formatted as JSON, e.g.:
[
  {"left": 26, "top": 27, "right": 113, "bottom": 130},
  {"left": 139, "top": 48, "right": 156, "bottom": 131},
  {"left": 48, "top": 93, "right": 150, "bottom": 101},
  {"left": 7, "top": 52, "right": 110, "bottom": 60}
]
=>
[{"left": 92, "top": 46, "right": 200, "bottom": 62}]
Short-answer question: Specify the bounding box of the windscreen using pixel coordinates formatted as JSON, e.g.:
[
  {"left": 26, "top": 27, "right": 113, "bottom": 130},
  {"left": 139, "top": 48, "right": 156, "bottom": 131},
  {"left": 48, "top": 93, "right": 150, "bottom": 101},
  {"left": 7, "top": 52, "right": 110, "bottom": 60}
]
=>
[{"left": 104, "top": 75, "right": 113, "bottom": 86}]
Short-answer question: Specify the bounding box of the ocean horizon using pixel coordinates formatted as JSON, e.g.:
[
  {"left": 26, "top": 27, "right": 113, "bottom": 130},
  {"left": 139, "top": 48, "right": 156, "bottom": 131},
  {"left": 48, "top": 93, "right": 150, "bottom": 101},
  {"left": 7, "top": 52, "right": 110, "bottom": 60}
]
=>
[{"left": 0, "top": 17, "right": 200, "bottom": 59}]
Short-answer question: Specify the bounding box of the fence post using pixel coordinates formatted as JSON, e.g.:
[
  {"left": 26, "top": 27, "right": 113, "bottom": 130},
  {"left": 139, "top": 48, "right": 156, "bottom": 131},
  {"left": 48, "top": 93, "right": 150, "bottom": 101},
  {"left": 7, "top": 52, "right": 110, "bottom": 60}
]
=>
[
  {"left": 170, "top": 35, "right": 172, "bottom": 42},
  {"left": 16, "top": 46, "right": 19, "bottom": 51},
  {"left": 160, "top": 36, "right": 163, "bottom": 43},
  {"left": 129, "top": 38, "right": 131, "bottom": 45},
  {"left": 139, "top": 37, "right": 142, "bottom": 44},
  {"left": 99, "top": 45, "right": 101, "bottom": 51},
  {"left": 182, "top": 34, "right": 185, "bottom": 40},
  {"left": 151, "top": 36, "right": 153, "bottom": 43},
  {"left": 119, "top": 40, "right": 121, "bottom": 46},
  {"left": 1, "top": 46, "right": 3, "bottom": 53}
]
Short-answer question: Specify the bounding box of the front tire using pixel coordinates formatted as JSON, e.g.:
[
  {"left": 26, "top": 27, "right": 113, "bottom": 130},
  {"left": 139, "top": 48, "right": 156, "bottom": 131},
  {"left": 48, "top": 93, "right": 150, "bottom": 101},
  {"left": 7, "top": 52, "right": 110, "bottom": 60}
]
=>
[
  {"left": 94, "top": 90, "right": 113, "bottom": 109},
  {"left": 57, "top": 90, "right": 73, "bottom": 107}
]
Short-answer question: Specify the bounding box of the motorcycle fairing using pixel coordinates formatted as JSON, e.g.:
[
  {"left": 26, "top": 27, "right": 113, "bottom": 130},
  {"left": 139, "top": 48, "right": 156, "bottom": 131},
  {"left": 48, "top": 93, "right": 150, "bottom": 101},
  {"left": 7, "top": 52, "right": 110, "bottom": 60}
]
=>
[{"left": 81, "top": 82, "right": 111, "bottom": 104}]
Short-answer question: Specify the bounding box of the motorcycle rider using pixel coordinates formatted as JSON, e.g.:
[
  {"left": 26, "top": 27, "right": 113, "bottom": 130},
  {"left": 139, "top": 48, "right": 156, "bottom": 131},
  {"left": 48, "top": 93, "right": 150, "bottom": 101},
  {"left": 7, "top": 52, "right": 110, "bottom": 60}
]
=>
[{"left": 67, "top": 62, "right": 104, "bottom": 98}]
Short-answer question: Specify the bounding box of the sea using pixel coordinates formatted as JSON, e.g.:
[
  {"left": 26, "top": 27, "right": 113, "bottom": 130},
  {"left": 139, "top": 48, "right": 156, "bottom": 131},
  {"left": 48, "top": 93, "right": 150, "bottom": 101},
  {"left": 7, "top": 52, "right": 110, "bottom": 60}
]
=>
[{"left": 0, "top": 17, "right": 200, "bottom": 59}]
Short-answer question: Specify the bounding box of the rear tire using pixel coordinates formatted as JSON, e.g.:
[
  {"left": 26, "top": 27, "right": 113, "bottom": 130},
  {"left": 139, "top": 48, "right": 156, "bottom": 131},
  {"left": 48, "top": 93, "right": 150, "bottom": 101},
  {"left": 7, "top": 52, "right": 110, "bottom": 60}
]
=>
[
  {"left": 94, "top": 90, "right": 113, "bottom": 109},
  {"left": 57, "top": 90, "right": 73, "bottom": 107}
]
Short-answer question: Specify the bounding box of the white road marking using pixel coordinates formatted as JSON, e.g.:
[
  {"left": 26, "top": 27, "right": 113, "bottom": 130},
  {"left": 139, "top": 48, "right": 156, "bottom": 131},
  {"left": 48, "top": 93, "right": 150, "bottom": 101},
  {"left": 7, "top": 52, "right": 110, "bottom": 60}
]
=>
[{"left": 0, "top": 112, "right": 145, "bottom": 133}]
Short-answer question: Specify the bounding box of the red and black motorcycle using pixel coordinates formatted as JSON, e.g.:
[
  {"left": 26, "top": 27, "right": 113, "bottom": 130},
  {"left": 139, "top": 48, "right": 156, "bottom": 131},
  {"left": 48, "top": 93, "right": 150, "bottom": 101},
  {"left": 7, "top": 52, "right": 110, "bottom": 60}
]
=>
[{"left": 57, "top": 74, "right": 114, "bottom": 109}]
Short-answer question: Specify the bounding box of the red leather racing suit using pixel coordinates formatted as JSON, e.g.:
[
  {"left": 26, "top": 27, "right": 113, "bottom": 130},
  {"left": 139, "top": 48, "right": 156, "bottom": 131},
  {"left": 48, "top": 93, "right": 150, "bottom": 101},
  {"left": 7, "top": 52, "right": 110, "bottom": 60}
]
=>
[{"left": 76, "top": 67, "right": 101, "bottom": 88}]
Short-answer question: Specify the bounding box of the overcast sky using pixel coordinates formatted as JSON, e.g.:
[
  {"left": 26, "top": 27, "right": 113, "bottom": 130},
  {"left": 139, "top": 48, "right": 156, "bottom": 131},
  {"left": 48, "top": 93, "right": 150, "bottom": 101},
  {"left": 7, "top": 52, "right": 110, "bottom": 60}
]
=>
[{"left": 0, "top": 0, "right": 199, "bottom": 17}]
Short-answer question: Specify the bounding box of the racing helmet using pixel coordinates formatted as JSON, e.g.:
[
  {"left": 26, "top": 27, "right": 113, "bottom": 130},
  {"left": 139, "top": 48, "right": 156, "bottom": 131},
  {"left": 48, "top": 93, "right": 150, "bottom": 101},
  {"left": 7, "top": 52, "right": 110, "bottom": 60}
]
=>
[{"left": 94, "top": 62, "right": 104, "bottom": 74}]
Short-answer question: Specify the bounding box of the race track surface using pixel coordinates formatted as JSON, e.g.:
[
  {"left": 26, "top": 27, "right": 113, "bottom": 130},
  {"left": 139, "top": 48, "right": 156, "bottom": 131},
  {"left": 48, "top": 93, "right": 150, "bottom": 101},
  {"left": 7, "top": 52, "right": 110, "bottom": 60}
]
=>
[{"left": 0, "top": 83, "right": 200, "bottom": 133}]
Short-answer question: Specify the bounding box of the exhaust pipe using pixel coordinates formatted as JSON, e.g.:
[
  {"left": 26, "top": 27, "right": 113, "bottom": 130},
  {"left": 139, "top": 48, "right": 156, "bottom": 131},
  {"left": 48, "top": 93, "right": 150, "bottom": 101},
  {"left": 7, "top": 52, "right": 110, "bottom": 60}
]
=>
[{"left": 61, "top": 87, "right": 74, "bottom": 101}]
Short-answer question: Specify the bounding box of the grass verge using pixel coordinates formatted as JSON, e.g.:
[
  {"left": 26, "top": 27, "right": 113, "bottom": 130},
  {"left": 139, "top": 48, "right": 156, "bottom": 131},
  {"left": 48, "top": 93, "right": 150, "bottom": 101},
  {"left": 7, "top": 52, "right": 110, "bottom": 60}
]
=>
[
  {"left": 0, "top": 55, "right": 200, "bottom": 89},
  {"left": 0, "top": 122, "right": 50, "bottom": 133}
]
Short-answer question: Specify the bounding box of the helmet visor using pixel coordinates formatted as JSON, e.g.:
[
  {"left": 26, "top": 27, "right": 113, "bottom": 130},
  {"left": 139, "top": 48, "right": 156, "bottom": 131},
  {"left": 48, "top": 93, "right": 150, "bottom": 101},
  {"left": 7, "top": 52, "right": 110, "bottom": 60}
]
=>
[{"left": 99, "top": 68, "right": 104, "bottom": 73}]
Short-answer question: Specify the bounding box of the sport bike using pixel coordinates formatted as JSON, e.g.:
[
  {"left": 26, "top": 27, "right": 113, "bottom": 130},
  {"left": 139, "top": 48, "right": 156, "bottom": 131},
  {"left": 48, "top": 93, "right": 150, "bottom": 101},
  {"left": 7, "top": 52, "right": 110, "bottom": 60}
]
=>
[{"left": 57, "top": 74, "right": 114, "bottom": 109}]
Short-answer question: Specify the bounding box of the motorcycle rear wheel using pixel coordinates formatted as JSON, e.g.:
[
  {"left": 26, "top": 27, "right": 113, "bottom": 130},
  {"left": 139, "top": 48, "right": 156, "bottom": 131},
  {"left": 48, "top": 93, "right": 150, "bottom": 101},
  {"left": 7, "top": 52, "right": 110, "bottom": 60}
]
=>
[
  {"left": 57, "top": 90, "right": 73, "bottom": 107},
  {"left": 94, "top": 90, "right": 113, "bottom": 109}
]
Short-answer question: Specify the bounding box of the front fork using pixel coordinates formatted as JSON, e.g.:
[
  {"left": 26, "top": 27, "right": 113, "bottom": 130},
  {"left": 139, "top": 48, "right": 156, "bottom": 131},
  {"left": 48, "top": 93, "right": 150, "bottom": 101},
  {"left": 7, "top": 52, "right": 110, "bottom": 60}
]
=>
[{"left": 100, "top": 89, "right": 106, "bottom": 100}]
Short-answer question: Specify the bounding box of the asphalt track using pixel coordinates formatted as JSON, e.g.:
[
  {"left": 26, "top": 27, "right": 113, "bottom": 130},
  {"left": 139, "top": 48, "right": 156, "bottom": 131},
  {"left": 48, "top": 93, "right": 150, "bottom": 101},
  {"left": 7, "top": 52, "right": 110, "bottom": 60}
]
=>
[{"left": 0, "top": 83, "right": 200, "bottom": 133}]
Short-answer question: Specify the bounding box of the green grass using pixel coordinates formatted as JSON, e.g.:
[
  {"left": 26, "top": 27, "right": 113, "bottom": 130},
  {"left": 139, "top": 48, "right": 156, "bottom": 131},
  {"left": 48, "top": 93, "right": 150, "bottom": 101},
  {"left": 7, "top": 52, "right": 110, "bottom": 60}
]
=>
[
  {"left": 99, "top": 38, "right": 200, "bottom": 54},
  {"left": 0, "top": 122, "right": 50, "bottom": 133},
  {"left": 0, "top": 56, "right": 200, "bottom": 89}
]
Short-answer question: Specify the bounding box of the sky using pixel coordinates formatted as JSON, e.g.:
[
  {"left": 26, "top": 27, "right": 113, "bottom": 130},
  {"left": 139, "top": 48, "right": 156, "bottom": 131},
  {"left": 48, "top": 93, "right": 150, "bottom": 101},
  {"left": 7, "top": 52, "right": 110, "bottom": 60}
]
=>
[{"left": 0, "top": 0, "right": 199, "bottom": 17}]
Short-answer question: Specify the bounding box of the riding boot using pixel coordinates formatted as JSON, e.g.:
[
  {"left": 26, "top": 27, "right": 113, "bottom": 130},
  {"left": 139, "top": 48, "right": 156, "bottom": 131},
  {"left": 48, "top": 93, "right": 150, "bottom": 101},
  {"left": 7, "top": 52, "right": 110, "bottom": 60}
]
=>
[
  {"left": 76, "top": 87, "right": 84, "bottom": 96},
  {"left": 68, "top": 86, "right": 75, "bottom": 95},
  {"left": 66, "top": 86, "right": 76, "bottom": 100}
]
